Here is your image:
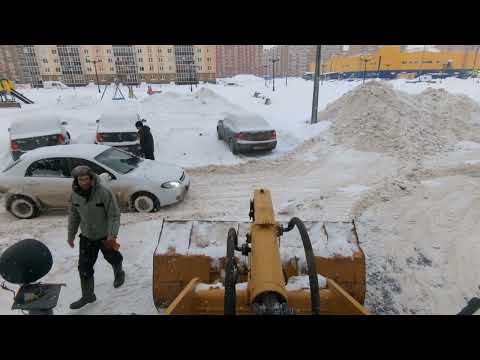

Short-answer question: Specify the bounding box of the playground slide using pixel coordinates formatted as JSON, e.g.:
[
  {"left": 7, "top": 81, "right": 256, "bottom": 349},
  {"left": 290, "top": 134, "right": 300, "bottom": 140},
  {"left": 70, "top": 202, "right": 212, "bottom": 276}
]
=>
[{"left": 11, "top": 90, "right": 34, "bottom": 104}]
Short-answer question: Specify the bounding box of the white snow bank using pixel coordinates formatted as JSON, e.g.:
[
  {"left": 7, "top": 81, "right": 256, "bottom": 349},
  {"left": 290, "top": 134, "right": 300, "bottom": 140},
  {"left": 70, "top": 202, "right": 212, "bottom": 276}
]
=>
[
  {"left": 156, "top": 221, "right": 360, "bottom": 266},
  {"left": 319, "top": 81, "right": 480, "bottom": 161}
]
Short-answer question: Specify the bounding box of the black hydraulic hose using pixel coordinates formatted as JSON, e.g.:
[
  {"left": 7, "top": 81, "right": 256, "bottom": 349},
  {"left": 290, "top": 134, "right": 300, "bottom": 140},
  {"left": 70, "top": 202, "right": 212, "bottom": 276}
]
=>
[
  {"left": 285, "top": 217, "right": 320, "bottom": 315},
  {"left": 224, "top": 228, "right": 238, "bottom": 315}
]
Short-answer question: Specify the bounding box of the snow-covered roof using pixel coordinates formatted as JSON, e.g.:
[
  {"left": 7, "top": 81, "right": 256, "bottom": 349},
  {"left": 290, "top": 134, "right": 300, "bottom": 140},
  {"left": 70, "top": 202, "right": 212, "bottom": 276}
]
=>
[
  {"left": 223, "top": 112, "right": 273, "bottom": 132},
  {"left": 21, "top": 144, "right": 110, "bottom": 161},
  {"left": 9, "top": 114, "right": 64, "bottom": 137},
  {"left": 98, "top": 110, "right": 140, "bottom": 132}
]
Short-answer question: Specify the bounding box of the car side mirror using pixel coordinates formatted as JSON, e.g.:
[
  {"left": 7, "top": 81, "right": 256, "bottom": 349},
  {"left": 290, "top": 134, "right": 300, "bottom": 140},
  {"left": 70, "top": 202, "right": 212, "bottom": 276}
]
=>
[
  {"left": 99, "top": 172, "right": 112, "bottom": 183},
  {"left": 142, "top": 119, "right": 147, "bottom": 123},
  {"left": 96, "top": 119, "right": 100, "bottom": 123},
  {"left": 61, "top": 121, "right": 68, "bottom": 126}
]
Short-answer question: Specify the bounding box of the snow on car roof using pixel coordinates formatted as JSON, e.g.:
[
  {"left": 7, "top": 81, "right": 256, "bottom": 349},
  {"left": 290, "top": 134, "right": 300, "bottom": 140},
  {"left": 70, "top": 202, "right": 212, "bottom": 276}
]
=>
[
  {"left": 9, "top": 114, "right": 64, "bottom": 136},
  {"left": 223, "top": 112, "right": 273, "bottom": 131},
  {"left": 21, "top": 144, "right": 110, "bottom": 161},
  {"left": 98, "top": 110, "right": 140, "bottom": 132}
]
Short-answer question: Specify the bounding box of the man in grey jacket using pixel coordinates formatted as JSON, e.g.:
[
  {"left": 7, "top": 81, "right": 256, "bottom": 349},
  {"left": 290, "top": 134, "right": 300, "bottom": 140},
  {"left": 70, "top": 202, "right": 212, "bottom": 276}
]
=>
[{"left": 67, "top": 165, "right": 125, "bottom": 310}]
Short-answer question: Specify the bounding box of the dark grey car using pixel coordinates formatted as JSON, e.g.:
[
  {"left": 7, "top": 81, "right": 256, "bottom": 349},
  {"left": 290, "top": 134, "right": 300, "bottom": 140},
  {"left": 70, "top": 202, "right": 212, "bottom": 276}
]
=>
[{"left": 216, "top": 113, "right": 277, "bottom": 155}]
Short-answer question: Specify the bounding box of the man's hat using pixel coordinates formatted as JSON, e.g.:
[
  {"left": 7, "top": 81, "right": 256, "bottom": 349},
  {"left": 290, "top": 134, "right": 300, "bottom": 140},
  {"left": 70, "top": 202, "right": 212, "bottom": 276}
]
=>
[{"left": 71, "top": 165, "right": 93, "bottom": 179}]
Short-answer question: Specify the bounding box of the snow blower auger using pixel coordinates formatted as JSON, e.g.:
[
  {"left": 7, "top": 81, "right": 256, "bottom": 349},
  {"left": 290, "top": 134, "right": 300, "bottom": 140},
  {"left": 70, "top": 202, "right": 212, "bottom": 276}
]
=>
[{"left": 153, "top": 189, "right": 368, "bottom": 315}]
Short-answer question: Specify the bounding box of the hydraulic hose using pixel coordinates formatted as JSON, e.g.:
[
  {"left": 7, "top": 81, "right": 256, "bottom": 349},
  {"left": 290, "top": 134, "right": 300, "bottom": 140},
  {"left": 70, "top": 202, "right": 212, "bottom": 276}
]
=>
[
  {"left": 224, "top": 228, "right": 238, "bottom": 315},
  {"left": 284, "top": 217, "right": 320, "bottom": 315}
]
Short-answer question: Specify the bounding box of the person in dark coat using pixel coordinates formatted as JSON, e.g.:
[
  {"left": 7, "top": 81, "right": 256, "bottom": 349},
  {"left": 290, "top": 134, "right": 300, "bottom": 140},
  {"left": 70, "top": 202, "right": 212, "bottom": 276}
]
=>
[
  {"left": 67, "top": 165, "right": 125, "bottom": 310},
  {"left": 135, "top": 120, "right": 155, "bottom": 160}
]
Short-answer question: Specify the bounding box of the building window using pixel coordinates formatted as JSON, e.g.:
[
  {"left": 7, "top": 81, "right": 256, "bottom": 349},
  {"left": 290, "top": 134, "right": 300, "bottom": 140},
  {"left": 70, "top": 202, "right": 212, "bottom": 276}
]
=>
[
  {"left": 169, "top": 66, "right": 172, "bottom": 70},
  {"left": 108, "top": 58, "right": 112, "bottom": 63},
  {"left": 197, "top": 48, "right": 201, "bottom": 53},
  {"left": 168, "top": 48, "right": 172, "bottom": 53},
  {"left": 88, "top": 67, "right": 92, "bottom": 72},
  {"left": 148, "top": 58, "right": 153, "bottom": 62},
  {"left": 42, "top": 59, "right": 48, "bottom": 63},
  {"left": 84, "top": 49, "right": 88, "bottom": 54},
  {"left": 197, "top": 57, "right": 201, "bottom": 62},
  {"left": 137, "top": 48, "right": 142, "bottom": 53},
  {"left": 207, "top": 57, "right": 211, "bottom": 62},
  {"left": 138, "top": 58, "right": 143, "bottom": 62},
  {"left": 140, "top": 66, "right": 144, "bottom": 71},
  {"left": 54, "top": 59, "right": 59, "bottom": 63},
  {"left": 148, "top": 48, "right": 152, "bottom": 54},
  {"left": 149, "top": 65, "right": 154, "bottom": 71},
  {"left": 107, "top": 49, "right": 111, "bottom": 54},
  {"left": 208, "top": 66, "right": 212, "bottom": 71},
  {"left": 56, "top": 67, "right": 61, "bottom": 72},
  {"left": 110, "top": 67, "right": 114, "bottom": 72},
  {"left": 51, "top": 49, "right": 57, "bottom": 54}
]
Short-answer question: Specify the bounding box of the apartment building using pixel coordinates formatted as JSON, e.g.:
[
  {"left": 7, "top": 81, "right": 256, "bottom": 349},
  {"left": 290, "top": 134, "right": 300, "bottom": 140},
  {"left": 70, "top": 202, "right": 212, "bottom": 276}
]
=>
[
  {"left": 0, "top": 45, "right": 27, "bottom": 82},
  {"left": 134, "top": 45, "right": 176, "bottom": 83},
  {"left": 216, "top": 45, "right": 263, "bottom": 78},
  {"left": 2, "top": 45, "right": 217, "bottom": 87}
]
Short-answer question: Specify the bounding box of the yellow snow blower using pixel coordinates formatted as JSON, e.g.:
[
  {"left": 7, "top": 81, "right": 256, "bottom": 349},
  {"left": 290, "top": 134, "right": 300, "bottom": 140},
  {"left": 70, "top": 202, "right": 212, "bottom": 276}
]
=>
[{"left": 153, "top": 188, "right": 368, "bottom": 315}]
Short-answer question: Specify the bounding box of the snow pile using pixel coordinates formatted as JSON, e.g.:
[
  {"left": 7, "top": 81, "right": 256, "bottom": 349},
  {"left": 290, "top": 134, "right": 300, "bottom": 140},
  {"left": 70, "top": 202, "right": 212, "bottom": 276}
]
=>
[
  {"left": 286, "top": 275, "right": 327, "bottom": 291},
  {"left": 56, "top": 93, "right": 98, "bottom": 109},
  {"left": 319, "top": 81, "right": 480, "bottom": 160},
  {"left": 226, "top": 74, "right": 264, "bottom": 83}
]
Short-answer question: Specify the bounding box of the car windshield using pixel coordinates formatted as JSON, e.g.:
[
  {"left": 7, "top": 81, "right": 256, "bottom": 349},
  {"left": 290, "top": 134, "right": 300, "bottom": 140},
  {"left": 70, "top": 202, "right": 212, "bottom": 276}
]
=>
[
  {"left": 2, "top": 159, "right": 23, "bottom": 173},
  {"left": 94, "top": 147, "right": 143, "bottom": 174}
]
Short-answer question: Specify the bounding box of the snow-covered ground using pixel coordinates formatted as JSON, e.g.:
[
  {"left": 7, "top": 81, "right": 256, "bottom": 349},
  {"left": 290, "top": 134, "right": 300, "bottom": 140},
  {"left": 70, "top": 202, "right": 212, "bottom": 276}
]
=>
[{"left": 1, "top": 75, "right": 480, "bottom": 315}]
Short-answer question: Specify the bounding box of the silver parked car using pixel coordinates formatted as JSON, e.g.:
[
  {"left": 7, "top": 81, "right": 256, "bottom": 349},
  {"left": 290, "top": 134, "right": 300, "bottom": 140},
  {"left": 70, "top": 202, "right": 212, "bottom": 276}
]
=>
[
  {"left": 8, "top": 114, "right": 71, "bottom": 160},
  {"left": 216, "top": 113, "right": 277, "bottom": 154},
  {"left": 95, "top": 110, "right": 143, "bottom": 156},
  {"left": 0, "top": 144, "right": 190, "bottom": 219}
]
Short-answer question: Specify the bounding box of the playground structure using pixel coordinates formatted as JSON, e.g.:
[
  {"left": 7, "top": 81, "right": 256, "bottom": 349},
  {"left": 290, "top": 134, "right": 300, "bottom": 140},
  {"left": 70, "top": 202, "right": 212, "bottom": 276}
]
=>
[
  {"left": 147, "top": 85, "right": 162, "bottom": 95},
  {"left": 0, "top": 79, "right": 34, "bottom": 108},
  {"left": 100, "top": 80, "right": 126, "bottom": 101}
]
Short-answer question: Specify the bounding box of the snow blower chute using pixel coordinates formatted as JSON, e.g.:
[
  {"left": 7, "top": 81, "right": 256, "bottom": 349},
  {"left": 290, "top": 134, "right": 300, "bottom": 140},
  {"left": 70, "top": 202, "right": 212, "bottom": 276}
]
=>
[{"left": 153, "top": 189, "right": 368, "bottom": 315}]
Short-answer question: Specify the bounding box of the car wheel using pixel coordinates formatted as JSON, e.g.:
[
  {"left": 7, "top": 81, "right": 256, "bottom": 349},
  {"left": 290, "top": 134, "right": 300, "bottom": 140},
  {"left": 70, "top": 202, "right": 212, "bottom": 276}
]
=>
[
  {"left": 229, "top": 138, "right": 238, "bottom": 155},
  {"left": 7, "top": 195, "right": 40, "bottom": 219},
  {"left": 131, "top": 192, "right": 160, "bottom": 213}
]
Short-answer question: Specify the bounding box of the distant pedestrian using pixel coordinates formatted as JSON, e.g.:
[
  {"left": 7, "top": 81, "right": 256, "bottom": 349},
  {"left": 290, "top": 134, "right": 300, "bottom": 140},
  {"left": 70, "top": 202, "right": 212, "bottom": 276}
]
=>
[{"left": 135, "top": 120, "right": 155, "bottom": 160}]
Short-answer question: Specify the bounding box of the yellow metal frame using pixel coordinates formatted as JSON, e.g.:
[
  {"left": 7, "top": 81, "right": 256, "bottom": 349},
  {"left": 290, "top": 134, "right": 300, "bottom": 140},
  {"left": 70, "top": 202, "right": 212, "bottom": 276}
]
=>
[{"left": 154, "top": 189, "right": 369, "bottom": 315}]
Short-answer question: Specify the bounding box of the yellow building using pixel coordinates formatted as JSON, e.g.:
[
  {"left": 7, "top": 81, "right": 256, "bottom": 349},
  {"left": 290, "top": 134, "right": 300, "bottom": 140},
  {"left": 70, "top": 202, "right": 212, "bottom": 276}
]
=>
[
  {"left": 309, "top": 45, "right": 480, "bottom": 78},
  {"left": 34, "top": 45, "right": 62, "bottom": 81},
  {"left": 193, "top": 45, "right": 216, "bottom": 82}
]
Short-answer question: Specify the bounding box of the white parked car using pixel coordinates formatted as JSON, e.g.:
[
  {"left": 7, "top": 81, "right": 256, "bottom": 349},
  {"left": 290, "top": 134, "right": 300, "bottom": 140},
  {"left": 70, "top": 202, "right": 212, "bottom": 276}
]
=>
[
  {"left": 0, "top": 144, "right": 190, "bottom": 219},
  {"left": 8, "top": 114, "right": 71, "bottom": 160},
  {"left": 95, "top": 110, "right": 143, "bottom": 156}
]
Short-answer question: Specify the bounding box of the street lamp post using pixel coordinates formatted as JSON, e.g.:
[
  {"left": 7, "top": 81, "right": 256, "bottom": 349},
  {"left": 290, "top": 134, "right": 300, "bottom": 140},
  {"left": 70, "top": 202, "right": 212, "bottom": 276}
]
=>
[
  {"left": 264, "top": 64, "right": 268, "bottom": 87},
  {"left": 311, "top": 45, "right": 322, "bottom": 125},
  {"left": 87, "top": 58, "right": 102, "bottom": 93},
  {"left": 360, "top": 56, "right": 369, "bottom": 84},
  {"left": 270, "top": 57, "right": 279, "bottom": 92}
]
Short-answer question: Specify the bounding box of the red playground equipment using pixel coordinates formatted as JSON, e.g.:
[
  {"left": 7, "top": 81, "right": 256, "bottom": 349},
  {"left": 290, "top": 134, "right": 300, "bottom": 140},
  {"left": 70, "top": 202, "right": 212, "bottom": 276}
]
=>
[{"left": 147, "top": 86, "right": 162, "bottom": 95}]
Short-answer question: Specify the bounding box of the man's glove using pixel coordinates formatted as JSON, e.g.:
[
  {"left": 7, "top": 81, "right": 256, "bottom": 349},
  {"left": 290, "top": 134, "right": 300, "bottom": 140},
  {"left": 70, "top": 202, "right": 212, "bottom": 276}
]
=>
[{"left": 104, "top": 237, "right": 120, "bottom": 251}]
